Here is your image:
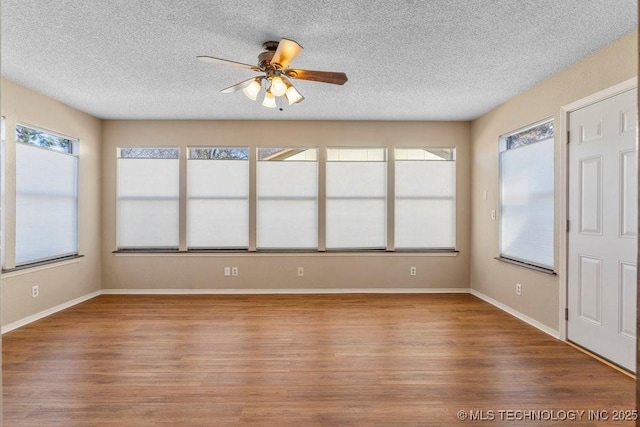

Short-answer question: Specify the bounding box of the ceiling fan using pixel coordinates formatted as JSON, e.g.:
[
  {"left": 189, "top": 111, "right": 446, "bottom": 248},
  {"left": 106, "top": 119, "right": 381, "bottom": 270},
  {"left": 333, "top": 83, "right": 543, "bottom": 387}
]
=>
[{"left": 197, "top": 38, "right": 348, "bottom": 109}]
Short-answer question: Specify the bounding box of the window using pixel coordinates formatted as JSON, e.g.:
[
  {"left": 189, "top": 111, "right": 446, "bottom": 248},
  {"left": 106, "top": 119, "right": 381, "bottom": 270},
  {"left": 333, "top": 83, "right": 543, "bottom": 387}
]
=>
[
  {"left": 1, "top": 117, "right": 5, "bottom": 268},
  {"left": 187, "top": 147, "right": 249, "bottom": 249},
  {"left": 257, "top": 148, "right": 318, "bottom": 249},
  {"left": 499, "top": 120, "right": 554, "bottom": 270},
  {"left": 326, "top": 148, "right": 386, "bottom": 249},
  {"left": 117, "top": 148, "right": 179, "bottom": 249},
  {"left": 395, "top": 148, "right": 456, "bottom": 249},
  {"left": 15, "top": 124, "right": 78, "bottom": 265},
  {"left": 113, "top": 143, "right": 460, "bottom": 254}
]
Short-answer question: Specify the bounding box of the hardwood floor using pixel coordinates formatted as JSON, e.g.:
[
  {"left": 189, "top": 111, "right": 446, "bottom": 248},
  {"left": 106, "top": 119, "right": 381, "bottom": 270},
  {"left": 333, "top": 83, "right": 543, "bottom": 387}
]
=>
[{"left": 3, "top": 294, "right": 635, "bottom": 426}]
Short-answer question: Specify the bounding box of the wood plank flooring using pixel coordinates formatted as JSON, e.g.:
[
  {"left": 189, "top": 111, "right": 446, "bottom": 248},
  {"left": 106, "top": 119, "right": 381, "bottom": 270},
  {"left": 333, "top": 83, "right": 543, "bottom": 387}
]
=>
[{"left": 3, "top": 294, "right": 635, "bottom": 426}]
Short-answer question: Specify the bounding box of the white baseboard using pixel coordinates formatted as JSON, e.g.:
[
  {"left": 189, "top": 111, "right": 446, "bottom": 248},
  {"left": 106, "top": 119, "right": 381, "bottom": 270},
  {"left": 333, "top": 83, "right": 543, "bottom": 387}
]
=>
[
  {"left": 102, "top": 287, "right": 472, "bottom": 295},
  {"left": 470, "top": 289, "right": 559, "bottom": 339},
  {"left": 2, "top": 290, "right": 102, "bottom": 334}
]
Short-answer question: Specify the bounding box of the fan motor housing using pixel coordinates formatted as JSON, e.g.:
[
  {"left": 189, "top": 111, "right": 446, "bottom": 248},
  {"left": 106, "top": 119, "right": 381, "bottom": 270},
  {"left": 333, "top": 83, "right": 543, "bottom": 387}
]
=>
[
  {"left": 262, "top": 41, "right": 279, "bottom": 51},
  {"left": 258, "top": 41, "right": 280, "bottom": 69}
]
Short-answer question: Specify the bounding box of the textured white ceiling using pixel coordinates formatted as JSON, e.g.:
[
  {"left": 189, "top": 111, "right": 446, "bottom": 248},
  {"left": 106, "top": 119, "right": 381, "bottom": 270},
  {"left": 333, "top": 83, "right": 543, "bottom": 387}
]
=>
[{"left": 1, "top": 0, "right": 637, "bottom": 121}]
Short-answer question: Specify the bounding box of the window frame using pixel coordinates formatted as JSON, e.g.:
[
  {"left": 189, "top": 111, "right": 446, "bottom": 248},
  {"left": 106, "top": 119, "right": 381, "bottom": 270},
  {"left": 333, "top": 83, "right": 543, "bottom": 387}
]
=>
[
  {"left": 325, "top": 147, "right": 388, "bottom": 251},
  {"left": 498, "top": 118, "right": 555, "bottom": 272},
  {"left": 1, "top": 117, "right": 6, "bottom": 269},
  {"left": 394, "top": 147, "right": 457, "bottom": 250},
  {"left": 256, "top": 147, "right": 319, "bottom": 250},
  {"left": 112, "top": 144, "right": 460, "bottom": 256},
  {"left": 116, "top": 146, "right": 181, "bottom": 250},
  {"left": 13, "top": 123, "right": 80, "bottom": 267},
  {"left": 186, "top": 146, "right": 250, "bottom": 250}
]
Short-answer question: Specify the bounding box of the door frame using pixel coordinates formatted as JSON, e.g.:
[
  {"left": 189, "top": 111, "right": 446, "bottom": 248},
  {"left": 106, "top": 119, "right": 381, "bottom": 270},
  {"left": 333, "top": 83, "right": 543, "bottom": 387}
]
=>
[{"left": 558, "top": 77, "right": 638, "bottom": 341}]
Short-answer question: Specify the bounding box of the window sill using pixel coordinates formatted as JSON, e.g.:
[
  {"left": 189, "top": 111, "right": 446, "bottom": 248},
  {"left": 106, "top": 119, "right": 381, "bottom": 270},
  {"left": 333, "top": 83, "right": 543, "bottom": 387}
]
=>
[
  {"left": 2, "top": 255, "right": 84, "bottom": 277},
  {"left": 113, "top": 249, "right": 459, "bottom": 257},
  {"left": 494, "top": 256, "right": 556, "bottom": 275}
]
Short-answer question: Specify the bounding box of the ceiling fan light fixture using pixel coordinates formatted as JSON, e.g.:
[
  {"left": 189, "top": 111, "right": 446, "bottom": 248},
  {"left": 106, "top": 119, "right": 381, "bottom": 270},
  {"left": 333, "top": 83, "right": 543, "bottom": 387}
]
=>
[
  {"left": 285, "top": 85, "right": 304, "bottom": 105},
  {"left": 199, "top": 38, "right": 348, "bottom": 109},
  {"left": 269, "top": 76, "right": 287, "bottom": 97},
  {"left": 262, "top": 91, "right": 277, "bottom": 108},
  {"left": 242, "top": 78, "right": 262, "bottom": 101}
]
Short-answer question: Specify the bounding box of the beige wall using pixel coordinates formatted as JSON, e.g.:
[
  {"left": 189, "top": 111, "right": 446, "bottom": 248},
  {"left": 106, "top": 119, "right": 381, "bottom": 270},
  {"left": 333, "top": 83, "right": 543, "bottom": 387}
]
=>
[
  {"left": 470, "top": 31, "right": 638, "bottom": 331},
  {"left": 1, "top": 30, "right": 635, "bottom": 329},
  {"left": 101, "top": 120, "right": 471, "bottom": 291},
  {"left": 0, "top": 79, "right": 102, "bottom": 325}
]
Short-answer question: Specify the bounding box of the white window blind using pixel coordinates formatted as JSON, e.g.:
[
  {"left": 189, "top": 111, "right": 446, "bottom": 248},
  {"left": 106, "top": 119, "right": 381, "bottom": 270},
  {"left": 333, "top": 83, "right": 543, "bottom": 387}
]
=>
[
  {"left": 326, "top": 148, "right": 386, "bottom": 249},
  {"left": 187, "top": 148, "right": 249, "bottom": 249},
  {"left": 395, "top": 148, "right": 456, "bottom": 249},
  {"left": 500, "top": 121, "right": 554, "bottom": 269},
  {"left": 257, "top": 148, "right": 318, "bottom": 249},
  {"left": 1, "top": 117, "right": 5, "bottom": 269},
  {"left": 117, "top": 149, "right": 179, "bottom": 249},
  {"left": 16, "top": 141, "right": 78, "bottom": 265}
]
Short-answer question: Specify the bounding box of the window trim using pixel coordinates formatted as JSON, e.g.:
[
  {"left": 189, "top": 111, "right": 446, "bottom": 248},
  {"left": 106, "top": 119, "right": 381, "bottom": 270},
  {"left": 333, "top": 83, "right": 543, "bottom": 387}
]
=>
[
  {"left": 394, "top": 146, "right": 457, "bottom": 250},
  {"left": 116, "top": 147, "right": 181, "bottom": 250},
  {"left": 2, "top": 254, "right": 84, "bottom": 274},
  {"left": 498, "top": 117, "right": 555, "bottom": 271},
  {"left": 256, "top": 147, "right": 319, "bottom": 250},
  {"left": 1, "top": 116, "right": 5, "bottom": 270},
  {"left": 186, "top": 145, "right": 250, "bottom": 250},
  {"left": 494, "top": 256, "right": 556, "bottom": 275},
  {"left": 14, "top": 124, "right": 80, "bottom": 268},
  {"left": 325, "top": 147, "right": 388, "bottom": 250},
  {"left": 113, "top": 144, "right": 459, "bottom": 255}
]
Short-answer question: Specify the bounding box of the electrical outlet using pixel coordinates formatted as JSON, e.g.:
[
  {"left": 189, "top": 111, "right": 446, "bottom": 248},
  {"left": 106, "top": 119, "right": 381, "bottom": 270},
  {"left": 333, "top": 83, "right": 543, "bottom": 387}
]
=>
[
  {"left": 231, "top": 267, "right": 239, "bottom": 277},
  {"left": 224, "top": 267, "right": 231, "bottom": 277},
  {"left": 516, "top": 283, "right": 522, "bottom": 296},
  {"left": 491, "top": 210, "right": 497, "bottom": 220},
  {"left": 297, "top": 267, "right": 304, "bottom": 277},
  {"left": 410, "top": 266, "right": 417, "bottom": 276},
  {"left": 32, "top": 285, "right": 39, "bottom": 298}
]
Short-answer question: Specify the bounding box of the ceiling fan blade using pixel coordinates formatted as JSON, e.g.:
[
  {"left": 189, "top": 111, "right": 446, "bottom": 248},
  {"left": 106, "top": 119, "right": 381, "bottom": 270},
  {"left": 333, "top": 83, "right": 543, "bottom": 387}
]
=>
[
  {"left": 270, "top": 38, "right": 303, "bottom": 69},
  {"left": 285, "top": 69, "right": 348, "bottom": 85},
  {"left": 220, "top": 77, "right": 259, "bottom": 93},
  {"left": 197, "top": 56, "right": 260, "bottom": 71}
]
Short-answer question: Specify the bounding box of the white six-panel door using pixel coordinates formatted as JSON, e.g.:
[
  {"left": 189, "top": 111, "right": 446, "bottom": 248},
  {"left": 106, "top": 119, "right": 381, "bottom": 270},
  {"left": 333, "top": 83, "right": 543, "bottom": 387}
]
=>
[{"left": 567, "top": 88, "right": 637, "bottom": 372}]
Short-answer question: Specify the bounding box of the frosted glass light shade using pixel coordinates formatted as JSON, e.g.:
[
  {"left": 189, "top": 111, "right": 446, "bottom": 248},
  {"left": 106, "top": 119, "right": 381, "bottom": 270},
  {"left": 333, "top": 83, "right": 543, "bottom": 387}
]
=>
[
  {"left": 270, "top": 76, "right": 287, "bottom": 96},
  {"left": 242, "top": 79, "right": 261, "bottom": 100},
  {"left": 262, "top": 91, "right": 277, "bottom": 108},
  {"left": 285, "top": 85, "right": 304, "bottom": 105}
]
